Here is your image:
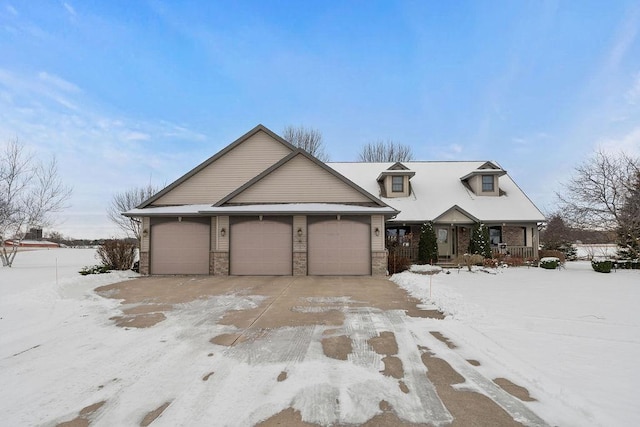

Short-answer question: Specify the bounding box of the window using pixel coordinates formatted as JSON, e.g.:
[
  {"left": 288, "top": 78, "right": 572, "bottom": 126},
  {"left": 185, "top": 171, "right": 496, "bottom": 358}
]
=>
[
  {"left": 386, "top": 226, "right": 412, "bottom": 246},
  {"left": 482, "top": 175, "right": 494, "bottom": 192},
  {"left": 489, "top": 227, "right": 502, "bottom": 246},
  {"left": 392, "top": 176, "right": 404, "bottom": 192}
]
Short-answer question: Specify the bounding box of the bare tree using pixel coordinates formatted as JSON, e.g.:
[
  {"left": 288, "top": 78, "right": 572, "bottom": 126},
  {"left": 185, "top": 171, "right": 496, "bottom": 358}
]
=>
[
  {"left": 358, "top": 139, "right": 414, "bottom": 162},
  {"left": 107, "top": 184, "right": 159, "bottom": 243},
  {"left": 0, "top": 139, "right": 72, "bottom": 267},
  {"left": 556, "top": 149, "right": 639, "bottom": 231},
  {"left": 282, "top": 125, "right": 329, "bottom": 161}
]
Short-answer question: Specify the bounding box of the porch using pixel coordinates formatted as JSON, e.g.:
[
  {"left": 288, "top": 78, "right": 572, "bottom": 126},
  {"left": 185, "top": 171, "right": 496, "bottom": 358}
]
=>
[
  {"left": 388, "top": 245, "right": 537, "bottom": 263},
  {"left": 386, "top": 223, "right": 539, "bottom": 264}
]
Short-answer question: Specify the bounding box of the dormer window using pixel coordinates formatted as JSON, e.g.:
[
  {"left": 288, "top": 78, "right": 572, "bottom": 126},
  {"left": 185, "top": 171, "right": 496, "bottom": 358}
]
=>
[
  {"left": 377, "top": 164, "right": 415, "bottom": 198},
  {"left": 482, "top": 175, "right": 494, "bottom": 192},
  {"left": 460, "top": 162, "right": 506, "bottom": 197},
  {"left": 392, "top": 176, "right": 404, "bottom": 192}
]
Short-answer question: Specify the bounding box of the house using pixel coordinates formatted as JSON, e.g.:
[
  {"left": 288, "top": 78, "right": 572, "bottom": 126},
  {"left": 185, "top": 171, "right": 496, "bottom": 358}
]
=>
[
  {"left": 125, "top": 125, "right": 397, "bottom": 276},
  {"left": 125, "top": 124, "right": 545, "bottom": 276},
  {"left": 329, "top": 161, "right": 545, "bottom": 262}
]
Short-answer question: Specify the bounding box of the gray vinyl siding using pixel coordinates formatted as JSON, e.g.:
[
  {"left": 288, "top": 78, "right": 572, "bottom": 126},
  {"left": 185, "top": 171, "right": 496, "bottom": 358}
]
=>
[
  {"left": 153, "top": 131, "right": 292, "bottom": 205},
  {"left": 293, "top": 215, "right": 307, "bottom": 253},
  {"left": 217, "top": 216, "right": 229, "bottom": 251},
  {"left": 210, "top": 217, "right": 217, "bottom": 251},
  {"left": 228, "top": 155, "right": 372, "bottom": 204},
  {"left": 371, "top": 214, "right": 385, "bottom": 251},
  {"left": 140, "top": 217, "right": 150, "bottom": 252},
  {"left": 437, "top": 208, "right": 475, "bottom": 224}
]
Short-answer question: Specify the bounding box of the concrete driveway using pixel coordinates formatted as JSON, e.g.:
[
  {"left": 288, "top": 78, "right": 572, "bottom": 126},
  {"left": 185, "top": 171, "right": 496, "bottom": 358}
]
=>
[{"left": 92, "top": 276, "right": 548, "bottom": 427}]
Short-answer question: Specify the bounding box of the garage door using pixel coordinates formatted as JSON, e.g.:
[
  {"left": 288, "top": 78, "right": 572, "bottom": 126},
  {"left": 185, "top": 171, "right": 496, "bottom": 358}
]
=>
[
  {"left": 308, "top": 216, "right": 370, "bottom": 275},
  {"left": 150, "top": 218, "right": 210, "bottom": 275},
  {"left": 230, "top": 217, "right": 292, "bottom": 275}
]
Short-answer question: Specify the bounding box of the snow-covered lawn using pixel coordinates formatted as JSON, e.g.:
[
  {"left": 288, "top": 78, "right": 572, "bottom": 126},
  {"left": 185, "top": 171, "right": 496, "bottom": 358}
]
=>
[
  {"left": 394, "top": 262, "right": 640, "bottom": 427},
  {"left": 1, "top": 249, "right": 638, "bottom": 426}
]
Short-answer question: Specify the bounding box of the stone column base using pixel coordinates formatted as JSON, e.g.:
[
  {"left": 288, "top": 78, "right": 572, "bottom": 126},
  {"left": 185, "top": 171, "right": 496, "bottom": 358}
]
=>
[
  {"left": 372, "top": 250, "right": 388, "bottom": 276},
  {"left": 293, "top": 252, "right": 307, "bottom": 276},
  {"left": 211, "top": 251, "right": 229, "bottom": 276},
  {"left": 139, "top": 251, "right": 149, "bottom": 275}
]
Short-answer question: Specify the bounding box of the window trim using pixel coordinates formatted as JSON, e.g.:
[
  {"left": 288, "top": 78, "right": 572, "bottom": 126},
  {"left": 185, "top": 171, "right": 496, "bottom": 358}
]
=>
[
  {"left": 481, "top": 175, "right": 494, "bottom": 192},
  {"left": 391, "top": 176, "right": 404, "bottom": 193}
]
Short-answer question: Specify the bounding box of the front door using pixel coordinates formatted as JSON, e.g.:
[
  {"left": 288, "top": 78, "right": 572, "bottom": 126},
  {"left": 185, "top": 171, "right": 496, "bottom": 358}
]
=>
[{"left": 436, "top": 227, "right": 450, "bottom": 257}]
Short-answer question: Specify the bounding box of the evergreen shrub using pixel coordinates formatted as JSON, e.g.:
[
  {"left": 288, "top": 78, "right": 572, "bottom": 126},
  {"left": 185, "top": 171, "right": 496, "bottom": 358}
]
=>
[
  {"left": 591, "top": 260, "right": 612, "bottom": 273},
  {"left": 539, "top": 257, "right": 559, "bottom": 269},
  {"left": 418, "top": 221, "right": 438, "bottom": 264},
  {"left": 468, "top": 223, "right": 492, "bottom": 258},
  {"left": 79, "top": 265, "right": 110, "bottom": 275}
]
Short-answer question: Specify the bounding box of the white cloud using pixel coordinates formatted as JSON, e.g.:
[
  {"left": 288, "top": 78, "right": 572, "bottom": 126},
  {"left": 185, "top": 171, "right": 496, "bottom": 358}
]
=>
[
  {"left": 605, "top": 5, "right": 640, "bottom": 71},
  {"left": 449, "top": 143, "right": 462, "bottom": 154},
  {"left": 38, "top": 71, "right": 81, "bottom": 93},
  {"left": 597, "top": 126, "right": 640, "bottom": 157},
  {"left": 625, "top": 72, "right": 640, "bottom": 105},
  {"left": 63, "top": 2, "right": 76, "bottom": 17},
  {"left": 123, "top": 131, "right": 151, "bottom": 141},
  {"left": 0, "top": 68, "right": 209, "bottom": 238}
]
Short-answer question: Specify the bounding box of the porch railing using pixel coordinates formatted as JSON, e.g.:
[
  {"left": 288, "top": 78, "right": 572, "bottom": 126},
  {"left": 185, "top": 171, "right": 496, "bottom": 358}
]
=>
[
  {"left": 388, "top": 246, "right": 418, "bottom": 261},
  {"left": 491, "top": 246, "right": 536, "bottom": 260},
  {"left": 389, "top": 245, "right": 536, "bottom": 262}
]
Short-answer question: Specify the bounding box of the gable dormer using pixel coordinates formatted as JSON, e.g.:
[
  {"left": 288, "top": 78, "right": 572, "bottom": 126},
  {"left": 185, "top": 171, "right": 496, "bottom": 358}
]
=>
[
  {"left": 377, "top": 162, "right": 415, "bottom": 198},
  {"left": 460, "top": 161, "right": 506, "bottom": 197}
]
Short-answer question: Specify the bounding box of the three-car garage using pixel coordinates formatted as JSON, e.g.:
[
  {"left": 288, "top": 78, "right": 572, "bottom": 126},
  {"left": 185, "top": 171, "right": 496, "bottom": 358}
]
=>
[{"left": 149, "top": 215, "right": 373, "bottom": 276}]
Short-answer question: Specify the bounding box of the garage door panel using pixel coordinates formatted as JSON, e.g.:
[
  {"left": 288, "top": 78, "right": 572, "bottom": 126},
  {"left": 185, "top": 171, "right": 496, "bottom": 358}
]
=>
[
  {"left": 151, "top": 220, "right": 210, "bottom": 275},
  {"left": 230, "top": 217, "right": 292, "bottom": 275},
  {"left": 308, "top": 217, "right": 370, "bottom": 275}
]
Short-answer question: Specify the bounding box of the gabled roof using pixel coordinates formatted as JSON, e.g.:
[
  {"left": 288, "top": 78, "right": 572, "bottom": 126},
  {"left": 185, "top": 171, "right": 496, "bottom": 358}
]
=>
[
  {"left": 478, "top": 161, "right": 501, "bottom": 170},
  {"left": 137, "top": 124, "right": 297, "bottom": 208},
  {"left": 433, "top": 205, "right": 479, "bottom": 224},
  {"left": 376, "top": 161, "right": 416, "bottom": 181},
  {"left": 388, "top": 162, "right": 410, "bottom": 170},
  {"left": 215, "top": 149, "right": 393, "bottom": 208},
  {"left": 327, "top": 161, "right": 545, "bottom": 223},
  {"left": 459, "top": 161, "right": 507, "bottom": 181}
]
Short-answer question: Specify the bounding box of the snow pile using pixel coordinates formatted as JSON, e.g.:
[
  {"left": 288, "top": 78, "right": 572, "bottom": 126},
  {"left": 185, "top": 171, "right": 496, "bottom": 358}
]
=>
[{"left": 392, "top": 262, "right": 640, "bottom": 427}]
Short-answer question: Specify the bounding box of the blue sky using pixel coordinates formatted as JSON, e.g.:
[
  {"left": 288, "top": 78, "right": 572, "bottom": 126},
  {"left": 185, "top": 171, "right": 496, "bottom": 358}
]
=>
[{"left": 1, "top": 1, "right": 640, "bottom": 239}]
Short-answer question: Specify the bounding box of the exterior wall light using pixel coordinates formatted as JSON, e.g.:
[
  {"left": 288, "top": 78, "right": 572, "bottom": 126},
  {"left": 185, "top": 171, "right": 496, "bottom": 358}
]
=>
[
  {"left": 374, "top": 227, "right": 380, "bottom": 236},
  {"left": 142, "top": 229, "right": 149, "bottom": 238},
  {"left": 297, "top": 228, "right": 303, "bottom": 237},
  {"left": 220, "top": 227, "right": 226, "bottom": 237}
]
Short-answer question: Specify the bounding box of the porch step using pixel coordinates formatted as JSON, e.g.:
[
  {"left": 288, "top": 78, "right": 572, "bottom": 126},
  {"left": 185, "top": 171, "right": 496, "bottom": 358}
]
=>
[{"left": 436, "top": 262, "right": 458, "bottom": 269}]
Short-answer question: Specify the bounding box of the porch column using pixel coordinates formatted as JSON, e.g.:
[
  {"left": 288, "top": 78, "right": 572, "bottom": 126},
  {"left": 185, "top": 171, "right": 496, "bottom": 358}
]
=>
[
  {"left": 371, "top": 214, "right": 387, "bottom": 275},
  {"left": 293, "top": 215, "right": 307, "bottom": 275},
  {"left": 139, "top": 217, "right": 150, "bottom": 275},
  {"left": 211, "top": 215, "right": 229, "bottom": 275}
]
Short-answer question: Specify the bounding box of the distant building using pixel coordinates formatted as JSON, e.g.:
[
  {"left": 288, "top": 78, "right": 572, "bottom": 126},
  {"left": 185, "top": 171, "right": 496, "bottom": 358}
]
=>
[
  {"left": 24, "top": 228, "right": 44, "bottom": 240},
  {"left": 3, "top": 239, "right": 60, "bottom": 248}
]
